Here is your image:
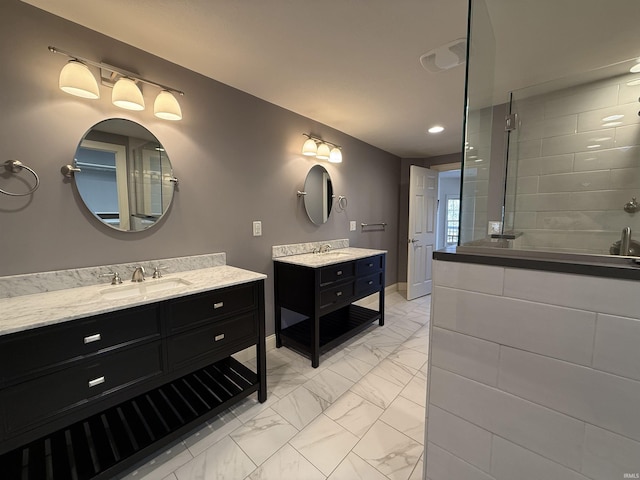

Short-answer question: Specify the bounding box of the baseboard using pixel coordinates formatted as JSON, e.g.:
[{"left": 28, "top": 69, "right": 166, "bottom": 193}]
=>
[
  {"left": 397, "top": 282, "right": 407, "bottom": 292},
  {"left": 386, "top": 283, "right": 400, "bottom": 294}
]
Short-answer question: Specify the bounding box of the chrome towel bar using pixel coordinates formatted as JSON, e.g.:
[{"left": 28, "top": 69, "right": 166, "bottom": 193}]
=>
[{"left": 1, "top": 160, "right": 40, "bottom": 196}]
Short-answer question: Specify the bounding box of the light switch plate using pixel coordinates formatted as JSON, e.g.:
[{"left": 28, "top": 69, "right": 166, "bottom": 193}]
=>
[
  {"left": 253, "top": 221, "right": 262, "bottom": 236},
  {"left": 488, "top": 221, "right": 502, "bottom": 235},
  {"left": 350, "top": 221, "right": 356, "bottom": 231}
]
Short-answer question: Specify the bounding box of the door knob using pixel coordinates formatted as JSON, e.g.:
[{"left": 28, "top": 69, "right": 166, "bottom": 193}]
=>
[{"left": 409, "top": 238, "right": 420, "bottom": 244}]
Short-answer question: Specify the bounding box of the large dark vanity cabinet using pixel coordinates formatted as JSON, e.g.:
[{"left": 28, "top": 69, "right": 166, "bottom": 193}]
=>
[
  {"left": 0, "top": 280, "right": 266, "bottom": 480},
  {"left": 274, "top": 254, "right": 385, "bottom": 367}
]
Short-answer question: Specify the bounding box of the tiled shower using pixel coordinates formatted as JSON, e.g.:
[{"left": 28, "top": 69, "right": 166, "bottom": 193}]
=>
[{"left": 505, "top": 64, "right": 640, "bottom": 254}]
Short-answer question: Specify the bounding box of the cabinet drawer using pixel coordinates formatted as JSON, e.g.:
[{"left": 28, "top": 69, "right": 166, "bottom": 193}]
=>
[
  {"left": 320, "top": 282, "right": 355, "bottom": 310},
  {"left": 168, "top": 283, "right": 256, "bottom": 332},
  {"left": 356, "top": 255, "right": 383, "bottom": 276},
  {"left": 320, "top": 262, "right": 355, "bottom": 286},
  {"left": 167, "top": 312, "right": 257, "bottom": 370},
  {"left": 0, "top": 304, "right": 160, "bottom": 384},
  {"left": 2, "top": 342, "right": 163, "bottom": 435},
  {"left": 356, "top": 273, "right": 383, "bottom": 296}
]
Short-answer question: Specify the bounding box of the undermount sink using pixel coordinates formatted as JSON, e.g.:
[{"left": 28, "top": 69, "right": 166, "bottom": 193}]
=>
[
  {"left": 99, "top": 278, "right": 192, "bottom": 300},
  {"left": 319, "top": 251, "right": 350, "bottom": 258}
]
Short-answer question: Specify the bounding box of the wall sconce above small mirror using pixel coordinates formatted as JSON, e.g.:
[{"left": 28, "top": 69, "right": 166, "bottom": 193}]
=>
[
  {"left": 300, "top": 164, "right": 334, "bottom": 225},
  {"left": 70, "top": 118, "right": 176, "bottom": 232}
]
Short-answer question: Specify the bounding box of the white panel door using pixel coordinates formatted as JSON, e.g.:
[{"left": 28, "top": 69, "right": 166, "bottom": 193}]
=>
[{"left": 407, "top": 165, "right": 438, "bottom": 300}]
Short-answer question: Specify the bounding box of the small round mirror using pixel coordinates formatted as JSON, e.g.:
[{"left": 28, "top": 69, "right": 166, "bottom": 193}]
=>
[
  {"left": 73, "top": 119, "right": 175, "bottom": 232},
  {"left": 303, "top": 165, "right": 333, "bottom": 225}
]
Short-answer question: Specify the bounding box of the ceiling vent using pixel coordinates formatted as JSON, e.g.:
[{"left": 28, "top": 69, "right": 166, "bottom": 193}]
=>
[{"left": 419, "top": 38, "right": 467, "bottom": 73}]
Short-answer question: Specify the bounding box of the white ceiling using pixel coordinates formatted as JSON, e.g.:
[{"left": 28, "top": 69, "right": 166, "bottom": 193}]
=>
[{"left": 21, "top": 0, "right": 640, "bottom": 159}]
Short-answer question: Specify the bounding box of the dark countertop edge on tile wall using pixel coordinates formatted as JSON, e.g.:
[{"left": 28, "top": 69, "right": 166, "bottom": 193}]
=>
[{"left": 434, "top": 247, "right": 640, "bottom": 281}]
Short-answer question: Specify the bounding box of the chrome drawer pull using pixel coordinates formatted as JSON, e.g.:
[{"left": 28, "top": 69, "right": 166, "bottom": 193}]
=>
[
  {"left": 83, "top": 333, "right": 102, "bottom": 344},
  {"left": 215, "top": 333, "right": 225, "bottom": 342},
  {"left": 368, "top": 280, "right": 373, "bottom": 285},
  {"left": 336, "top": 291, "right": 343, "bottom": 296},
  {"left": 214, "top": 302, "right": 224, "bottom": 309},
  {"left": 368, "top": 263, "right": 373, "bottom": 267},
  {"left": 336, "top": 270, "right": 343, "bottom": 276},
  {"left": 88, "top": 376, "right": 105, "bottom": 388}
]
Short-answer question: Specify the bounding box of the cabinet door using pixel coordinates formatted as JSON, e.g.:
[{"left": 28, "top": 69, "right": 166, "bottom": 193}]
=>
[
  {"left": 319, "top": 282, "right": 355, "bottom": 311},
  {"left": 167, "top": 312, "right": 258, "bottom": 371},
  {"left": 320, "top": 262, "right": 355, "bottom": 286},
  {"left": 356, "top": 255, "right": 383, "bottom": 276},
  {"left": 167, "top": 283, "right": 257, "bottom": 333},
  {"left": 0, "top": 304, "right": 160, "bottom": 386},
  {"left": 355, "top": 272, "right": 383, "bottom": 297},
  {"left": 1, "top": 342, "right": 163, "bottom": 436}
]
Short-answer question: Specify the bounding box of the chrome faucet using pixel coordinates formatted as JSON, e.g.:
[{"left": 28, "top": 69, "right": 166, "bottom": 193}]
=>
[
  {"left": 131, "top": 266, "right": 146, "bottom": 282},
  {"left": 319, "top": 244, "right": 332, "bottom": 254},
  {"left": 152, "top": 265, "right": 166, "bottom": 279},
  {"left": 99, "top": 271, "right": 122, "bottom": 285}
]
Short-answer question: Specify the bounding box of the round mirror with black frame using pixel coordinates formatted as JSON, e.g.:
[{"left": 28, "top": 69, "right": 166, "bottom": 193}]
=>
[
  {"left": 303, "top": 164, "right": 334, "bottom": 225},
  {"left": 73, "top": 118, "right": 175, "bottom": 232}
]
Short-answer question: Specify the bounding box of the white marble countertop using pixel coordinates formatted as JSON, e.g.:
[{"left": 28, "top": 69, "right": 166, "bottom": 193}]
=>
[
  {"left": 273, "top": 247, "right": 386, "bottom": 268},
  {"left": 0, "top": 265, "right": 266, "bottom": 337}
]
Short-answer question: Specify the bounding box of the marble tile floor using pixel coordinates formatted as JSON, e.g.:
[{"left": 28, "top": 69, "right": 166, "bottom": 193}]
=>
[{"left": 119, "top": 291, "right": 430, "bottom": 480}]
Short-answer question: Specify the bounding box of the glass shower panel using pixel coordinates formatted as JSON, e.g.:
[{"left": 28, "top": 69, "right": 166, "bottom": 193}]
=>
[
  {"left": 459, "top": 0, "right": 497, "bottom": 245},
  {"left": 504, "top": 60, "right": 640, "bottom": 255}
]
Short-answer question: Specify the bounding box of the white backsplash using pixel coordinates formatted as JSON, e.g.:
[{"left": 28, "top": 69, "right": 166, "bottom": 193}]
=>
[
  {"left": 272, "top": 238, "right": 349, "bottom": 258},
  {"left": 0, "top": 253, "right": 226, "bottom": 299}
]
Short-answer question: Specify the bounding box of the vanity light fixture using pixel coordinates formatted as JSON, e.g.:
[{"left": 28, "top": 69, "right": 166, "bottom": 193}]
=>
[
  {"left": 49, "top": 46, "right": 184, "bottom": 120},
  {"left": 112, "top": 77, "right": 145, "bottom": 111},
  {"left": 302, "top": 137, "right": 319, "bottom": 156},
  {"left": 329, "top": 147, "right": 342, "bottom": 163},
  {"left": 316, "top": 143, "right": 331, "bottom": 160},
  {"left": 301, "top": 134, "right": 342, "bottom": 163},
  {"left": 58, "top": 60, "right": 100, "bottom": 99},
  {"left": 154, "top": 90, "right": 183, "bottom": 121}
]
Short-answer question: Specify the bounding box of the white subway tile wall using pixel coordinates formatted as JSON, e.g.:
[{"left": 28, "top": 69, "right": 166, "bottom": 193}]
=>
[
  {"left": 461, "top": 107, "right": 492, "bottom": 244},
  {"left": 426, "top": 260, "right": 640, "bottom": 479},
  {"left": 506, "top": 75, "right": 640, "bottom": 253}
]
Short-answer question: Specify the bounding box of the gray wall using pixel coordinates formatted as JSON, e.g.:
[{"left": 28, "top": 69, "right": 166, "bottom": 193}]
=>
[{"left": 0, "top": 0, "right": 400, "bottom": 335}]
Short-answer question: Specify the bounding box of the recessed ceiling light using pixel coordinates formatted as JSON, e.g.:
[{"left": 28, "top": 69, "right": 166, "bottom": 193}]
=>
[
  {"left": 587, "top": 144, "right": 601, "bottom": 149},
  {"left": 602, "top": 122, "right": 623, "bottom": 127},
  {"left": 602, "top": 115, "right": 624, "bottom": 122},
  {"left": 627, "top": 78, "right": 640, "bottom": 86},
  {"left": 630, "top": 63, "right": 640, "bottom": 73},
  {"left": 428, "top": 125, "right": 444, "bottom": 134}
]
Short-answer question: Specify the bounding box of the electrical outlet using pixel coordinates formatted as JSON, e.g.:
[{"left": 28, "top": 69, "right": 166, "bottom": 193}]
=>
[
  {"left": 350, "top": 221, "right": 356, "bottom": 231},
  {"left": 252, "top": 221, "right": 262, "bottom": 237}
]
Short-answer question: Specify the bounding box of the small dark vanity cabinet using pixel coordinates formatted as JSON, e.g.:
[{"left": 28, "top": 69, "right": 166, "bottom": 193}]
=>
[
  {"left": 274, "top": 253, "right": 385, "bottom": 367},
  {"left": 0, "top": 279, "right": 266, "bottom": 480}
]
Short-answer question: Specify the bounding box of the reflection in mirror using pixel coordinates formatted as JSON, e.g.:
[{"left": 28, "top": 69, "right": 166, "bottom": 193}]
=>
[
  {"left": 303, "top": 165, "right": 333, "bottom": 225},
  {"left": 73, "top": 119, "right": 175, "bottom": 232}
]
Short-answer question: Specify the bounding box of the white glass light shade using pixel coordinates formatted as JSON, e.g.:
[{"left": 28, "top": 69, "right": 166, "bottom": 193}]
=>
[
  {"left": 59, "top": 61, "right": 100, "bottom": 99},
  {"left": 154, "top": 90, "right": 182, "bottom": 120},
  {"left": 302, "top": 138, "right": 318, "bottom": 156},
  {"left": 112, "top": 78, "right": 145, "bottom": 111},
  {"left": 316, "top": 143, "right": 331, "bottom": 160},
  {"left": 329, "top": 147, "right": 342, "bottom": 163}
]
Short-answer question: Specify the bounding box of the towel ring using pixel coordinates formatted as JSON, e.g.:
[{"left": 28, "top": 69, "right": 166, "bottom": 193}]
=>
[{"left": 1, "top": 160, "right": 40, "bottom": 196}]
